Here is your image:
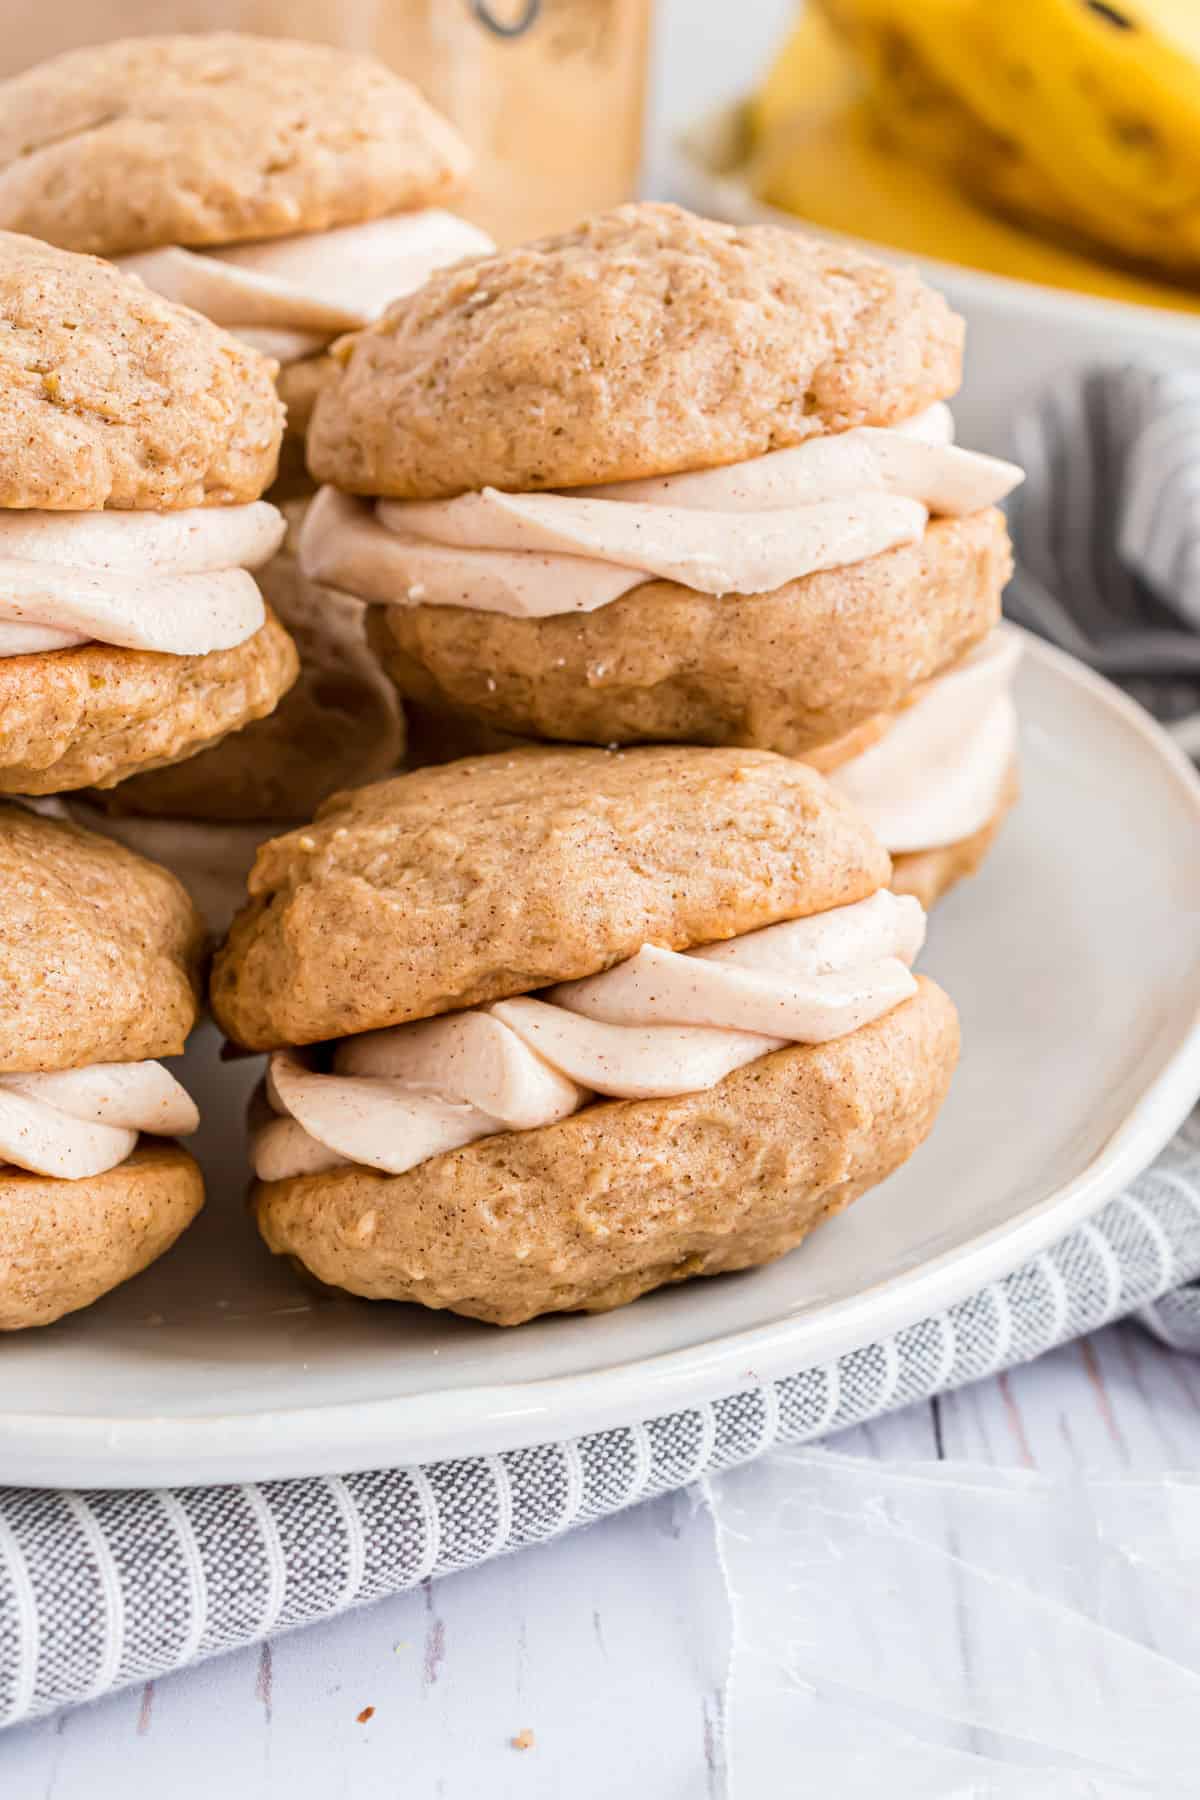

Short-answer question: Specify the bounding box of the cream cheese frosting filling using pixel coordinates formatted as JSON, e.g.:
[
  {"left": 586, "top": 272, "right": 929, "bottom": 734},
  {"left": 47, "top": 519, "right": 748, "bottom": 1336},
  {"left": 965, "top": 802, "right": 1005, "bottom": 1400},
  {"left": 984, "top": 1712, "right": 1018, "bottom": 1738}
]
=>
[
  {"left": 253, "top": 890, "right": 926, "bottom": 1182},
  {"left": 116, "top": 212, "right": 495, "bottom": 366},
  {"left": 298, "top": 405, "right": 1024, "bottom": 619},
  {"left": 0, "top": 503, "right": 283, "bottom": 657},
  {"left": 0, "top": 1061, "right": 199, "bottom": 1180},
  {"left": 829, "top": 628, "right": 1022, "bottom": 852}
]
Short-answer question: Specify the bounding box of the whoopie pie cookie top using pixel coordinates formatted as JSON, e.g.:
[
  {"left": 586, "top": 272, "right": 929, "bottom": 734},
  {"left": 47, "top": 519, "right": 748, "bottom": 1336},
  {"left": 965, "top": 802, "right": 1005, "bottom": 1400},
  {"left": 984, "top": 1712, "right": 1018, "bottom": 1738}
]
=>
[
  {"left": 0, "top": 804, "right": 204, "bottom": 1075},
  {"left": 0, "top": 34, "right": 471, "bottom": 258},
  {"left": 0, "top": 232, "right": 283, "bottom": 510},
  {"left": 307, "top": 202, "right": 964, "bottom": 501},
  {"left": 210, "top": 744, "right": 892, "bottom": 1052}
]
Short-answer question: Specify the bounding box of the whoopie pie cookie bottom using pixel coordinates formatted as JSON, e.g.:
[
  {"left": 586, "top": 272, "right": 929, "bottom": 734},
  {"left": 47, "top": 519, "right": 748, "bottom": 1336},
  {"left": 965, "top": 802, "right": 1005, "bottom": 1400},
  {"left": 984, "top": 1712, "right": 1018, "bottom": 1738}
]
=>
[{"left": 254, "top": 978, "right": 957, "bottom": 1326}]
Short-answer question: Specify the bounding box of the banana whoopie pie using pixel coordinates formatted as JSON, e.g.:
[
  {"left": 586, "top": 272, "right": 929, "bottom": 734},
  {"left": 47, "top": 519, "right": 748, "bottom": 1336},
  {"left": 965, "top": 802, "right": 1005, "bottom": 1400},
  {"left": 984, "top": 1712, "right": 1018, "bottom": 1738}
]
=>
[
  {"left": 211, "top": 746, "right": 959, "bottom": 1325},
  {"left": 0, "top": 803, "right": 206, "bottom": 1329},
  {"left": 303, "top": 202, "right": 1024, "bottom": 907},
  {"left": 0, "top": 231, "right": 296, "bottom": 798}
]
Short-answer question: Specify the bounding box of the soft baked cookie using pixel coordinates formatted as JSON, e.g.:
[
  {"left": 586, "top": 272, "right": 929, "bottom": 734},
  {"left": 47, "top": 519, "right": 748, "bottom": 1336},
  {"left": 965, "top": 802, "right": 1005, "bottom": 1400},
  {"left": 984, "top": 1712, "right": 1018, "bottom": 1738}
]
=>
[
  {"left": 256, "top": 979, "right": 956, "bottom": 1325},
  {"left": 369, "top": 510, "right": 1009, "bottom": 756},
  {"left": 0, "top": 35, "right": 471, "bottom": 255},
  {"left": 0, "top": 607, "right": 298, "bottom": 797},
  {"left": 0, "top": 802, "right": 203, "bottom": 1073},
  {"left": 0, "top": 1145, "right": 204, "bottom": 1332},
  {"left": 0, "top": 232, "right": 280, "bottom": 511},
  {"left": 401, "top": 634, "right": 1023, "bottom": 915},
  {"left": 0, "top": 234, "right": 297, "bottom": 796},
  {"left": 306, "top": 202, "right": 964, "bottom": 497},
  {"left": 0, "top": 804, "right": 206, "bottom": 1329},
  {"left": 212, "top": 745, "right": 893, "bottom": 1051},
  {"left": 0, "top": 35, "right": 493, "bottom": 480},
  {"left": 302, "top": 203, "right": 1023, "bottom": 898},
  {"left": 213, "top": 746, "right": 959, "bottom": 1325}
]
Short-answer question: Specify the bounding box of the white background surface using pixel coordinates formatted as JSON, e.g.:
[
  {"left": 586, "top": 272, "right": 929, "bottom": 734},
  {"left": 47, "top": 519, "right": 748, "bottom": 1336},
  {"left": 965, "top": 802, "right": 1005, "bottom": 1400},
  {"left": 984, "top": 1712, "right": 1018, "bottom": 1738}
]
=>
[
  {"left": 4, "top": 4, "right": 1200, "bottom": 1793},
  {"left": 8, "top": 1327, "right": 1200, "bottom": 1797}
]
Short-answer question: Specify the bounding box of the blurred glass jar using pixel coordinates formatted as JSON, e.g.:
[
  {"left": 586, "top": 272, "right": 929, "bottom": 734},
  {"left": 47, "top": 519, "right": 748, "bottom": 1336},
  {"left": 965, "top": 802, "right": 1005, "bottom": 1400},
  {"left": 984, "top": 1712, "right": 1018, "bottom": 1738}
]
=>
[{"left": 2, "top": 0, "right": 653, "bottom": 245}]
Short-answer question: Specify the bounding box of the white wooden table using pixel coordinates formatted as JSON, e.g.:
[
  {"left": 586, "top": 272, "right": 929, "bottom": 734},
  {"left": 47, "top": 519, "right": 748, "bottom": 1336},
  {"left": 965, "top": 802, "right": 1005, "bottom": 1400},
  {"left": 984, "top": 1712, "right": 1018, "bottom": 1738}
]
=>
[
  {"left": 5, "top": 1322, "right": 1197, "bottom": 1797},
  {"left": 5, "top": 5, "right": 1200, "bottom": 1791}
]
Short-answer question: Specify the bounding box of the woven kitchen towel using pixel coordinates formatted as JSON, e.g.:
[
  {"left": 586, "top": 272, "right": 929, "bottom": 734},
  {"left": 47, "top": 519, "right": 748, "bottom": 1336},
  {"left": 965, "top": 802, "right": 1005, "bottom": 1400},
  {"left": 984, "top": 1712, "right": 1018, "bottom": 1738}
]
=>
[
  {"left": 1006, "top": 361, "right": 1200, "bottom": 1345},
  {"left": 1008, "top": 362, "right": 1200, "bottom": 739},
  {"left": 2, "top": 361, "right": 1200, "bottom": 1728}
]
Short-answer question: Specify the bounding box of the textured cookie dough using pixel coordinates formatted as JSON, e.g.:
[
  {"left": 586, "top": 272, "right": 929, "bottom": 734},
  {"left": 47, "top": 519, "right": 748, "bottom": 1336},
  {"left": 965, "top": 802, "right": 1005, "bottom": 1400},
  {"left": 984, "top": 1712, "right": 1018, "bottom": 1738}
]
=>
[
  {"left": 400, "top": 689, "right": 1016, "bottom": 912},
  {"left": 371, "top": 510, "right": 1009, "bottom": 755},
  {"left": 95, "top": 543, "right": 403, "bottom": 822},
  {"left": 211, "top": 745, "right": 892, "bottom": 1051},
  {"left": 0, "top": 607, "right": 299, "bottom": 797},
  {"left": 890, "top": 762, "right": 1020, "bottom": 910},
  {"left": 0, "top": 1142, "right": 204, "bottom": 1330},
  {"left": 308, "top": 202, "right": 964, "bottom": 500},
  {"left": 255, "top": 976, "right": 957, "bottom": 1325},
  {"left": 0, "top": 803, "right": 203, "bottom": 1074},
  {"left": 0, "top": 35, "right": 470, "bottom": 257},
  {"left": 0, "top": 232, "right": 282, "bottom": 510}
]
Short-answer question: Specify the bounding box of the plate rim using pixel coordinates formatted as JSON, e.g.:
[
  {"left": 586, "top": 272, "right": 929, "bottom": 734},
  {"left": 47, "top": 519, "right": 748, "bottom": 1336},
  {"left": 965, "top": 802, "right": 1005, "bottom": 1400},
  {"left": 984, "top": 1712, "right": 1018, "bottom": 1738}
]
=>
[{"left": 4, "top": 632, "right": 1200, "bottom": 1487}]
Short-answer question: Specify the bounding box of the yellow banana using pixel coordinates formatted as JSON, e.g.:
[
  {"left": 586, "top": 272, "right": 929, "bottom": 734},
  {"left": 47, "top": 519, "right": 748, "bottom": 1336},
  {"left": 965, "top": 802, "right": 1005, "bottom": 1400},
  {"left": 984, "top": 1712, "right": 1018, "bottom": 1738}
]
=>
[
  {"left": 748, "top": 6, "right": 1200, "bottom": 309},
  {"left": 814, "top": 0, "right": 1200, "bottom": 279}
]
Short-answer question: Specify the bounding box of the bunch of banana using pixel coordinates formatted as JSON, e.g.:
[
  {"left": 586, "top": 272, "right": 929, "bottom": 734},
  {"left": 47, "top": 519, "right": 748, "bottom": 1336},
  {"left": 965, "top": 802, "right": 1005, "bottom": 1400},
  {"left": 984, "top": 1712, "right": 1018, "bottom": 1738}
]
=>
[{"left": 749, "top": 2, "right": 1200, "bottom": 312}]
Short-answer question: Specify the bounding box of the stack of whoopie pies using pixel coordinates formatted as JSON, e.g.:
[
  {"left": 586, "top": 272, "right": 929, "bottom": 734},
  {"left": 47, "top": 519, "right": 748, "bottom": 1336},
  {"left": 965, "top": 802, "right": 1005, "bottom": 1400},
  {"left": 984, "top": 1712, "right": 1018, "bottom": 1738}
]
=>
[
  {"left": 0, "top": 32, "right": 1024, "bottom": 1331},
  {"left": 303, "top": 203, "right": 1024, "bottom": 909},
  {"left": 0, "top": 804, "right": 205, "bottom": 1328},
  {"left": 212, "top": 749, "right": 958, "bottom": 1324},
  {"left": 208, "top": 204, "right": 1024, "bottom": 1329},
  {"left": 0, "top": 221, "right": 291, "bottom": 1324},
  {"left": 0, "top": 35, "right": 493, "bottom": 929}
]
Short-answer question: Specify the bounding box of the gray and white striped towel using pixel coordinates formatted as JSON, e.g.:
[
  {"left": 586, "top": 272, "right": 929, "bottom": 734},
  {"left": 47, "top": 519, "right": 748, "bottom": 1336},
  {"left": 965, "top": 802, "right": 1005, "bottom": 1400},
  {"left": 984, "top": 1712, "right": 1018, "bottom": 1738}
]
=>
[
  {"left": 1, "top": 363, "right": 1199, "bottom": 1729},
  {"left": 1009, "top": 363, "right": 1200, "bottom": 748}
]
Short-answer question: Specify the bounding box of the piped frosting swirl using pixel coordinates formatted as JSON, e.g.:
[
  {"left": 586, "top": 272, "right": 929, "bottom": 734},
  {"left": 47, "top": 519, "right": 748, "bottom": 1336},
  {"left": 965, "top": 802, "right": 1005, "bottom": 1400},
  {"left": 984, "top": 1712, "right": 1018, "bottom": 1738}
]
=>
[
  {"left": 0, "top": 1061, "right": 199, "bottom": 1180},
  {"left": 254, "top": 890, "right": 925, "bottom": 1181},
  {"left": 0, "top": 502, "right": 284, "bottom": 658},
  {"left": 117, "top": 211, "right": 494, "bottom": 366},
  {"left": 298, "top": 403, "right": 1023, "bottom": 619}
]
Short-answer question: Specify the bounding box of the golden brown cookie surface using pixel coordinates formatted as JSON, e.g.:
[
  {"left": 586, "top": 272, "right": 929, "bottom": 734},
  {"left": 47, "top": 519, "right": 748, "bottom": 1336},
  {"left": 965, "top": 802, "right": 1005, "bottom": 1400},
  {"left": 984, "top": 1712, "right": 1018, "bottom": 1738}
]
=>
[
  {"left": 0, "top": 35, "right": 470, "bottom": 257},
  {"left": 0, "top": 805, "right": 203, "bottom": 1074},
  {"left": 0, "top": 1142, "right": 203, "bottom": 1330},
  {"left": 255, "top": 977, "right": 957, "bottom": 1324},
  {"left": 308, "top": 202, "right": 963, "bottom": 500},
  {"left": 95, "top": 543, "right": 403, "bottom": 823},
  {"left": 372, "top": 510, "right": 1009, "bottom": 755},
  {"left": 0, "top": 232, "right": 282, "bottom": 510},
  {"left": 0, "top": 607, "right": 299, "bottom": 797},
  {"left": 211, "top": 745, "right": 891, "bottom": 1051}
]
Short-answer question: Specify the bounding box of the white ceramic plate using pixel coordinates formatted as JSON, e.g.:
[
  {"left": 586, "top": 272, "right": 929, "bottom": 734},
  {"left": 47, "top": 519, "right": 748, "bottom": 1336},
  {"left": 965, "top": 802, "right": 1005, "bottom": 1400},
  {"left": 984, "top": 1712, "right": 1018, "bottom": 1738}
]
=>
[
  {"left": 2, "top": 634, "right": 1199, "bottom": 1489},
  {"left": 671, "top": 107, "right": 1200, "bottom": 458}
]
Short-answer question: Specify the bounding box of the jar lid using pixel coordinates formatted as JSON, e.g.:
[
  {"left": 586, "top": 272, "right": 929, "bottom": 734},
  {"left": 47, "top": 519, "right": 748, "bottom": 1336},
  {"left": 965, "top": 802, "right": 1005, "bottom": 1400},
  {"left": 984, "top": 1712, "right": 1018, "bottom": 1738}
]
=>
[{"left": 471, "top": 0, "right": 541, "bottom": 37}]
